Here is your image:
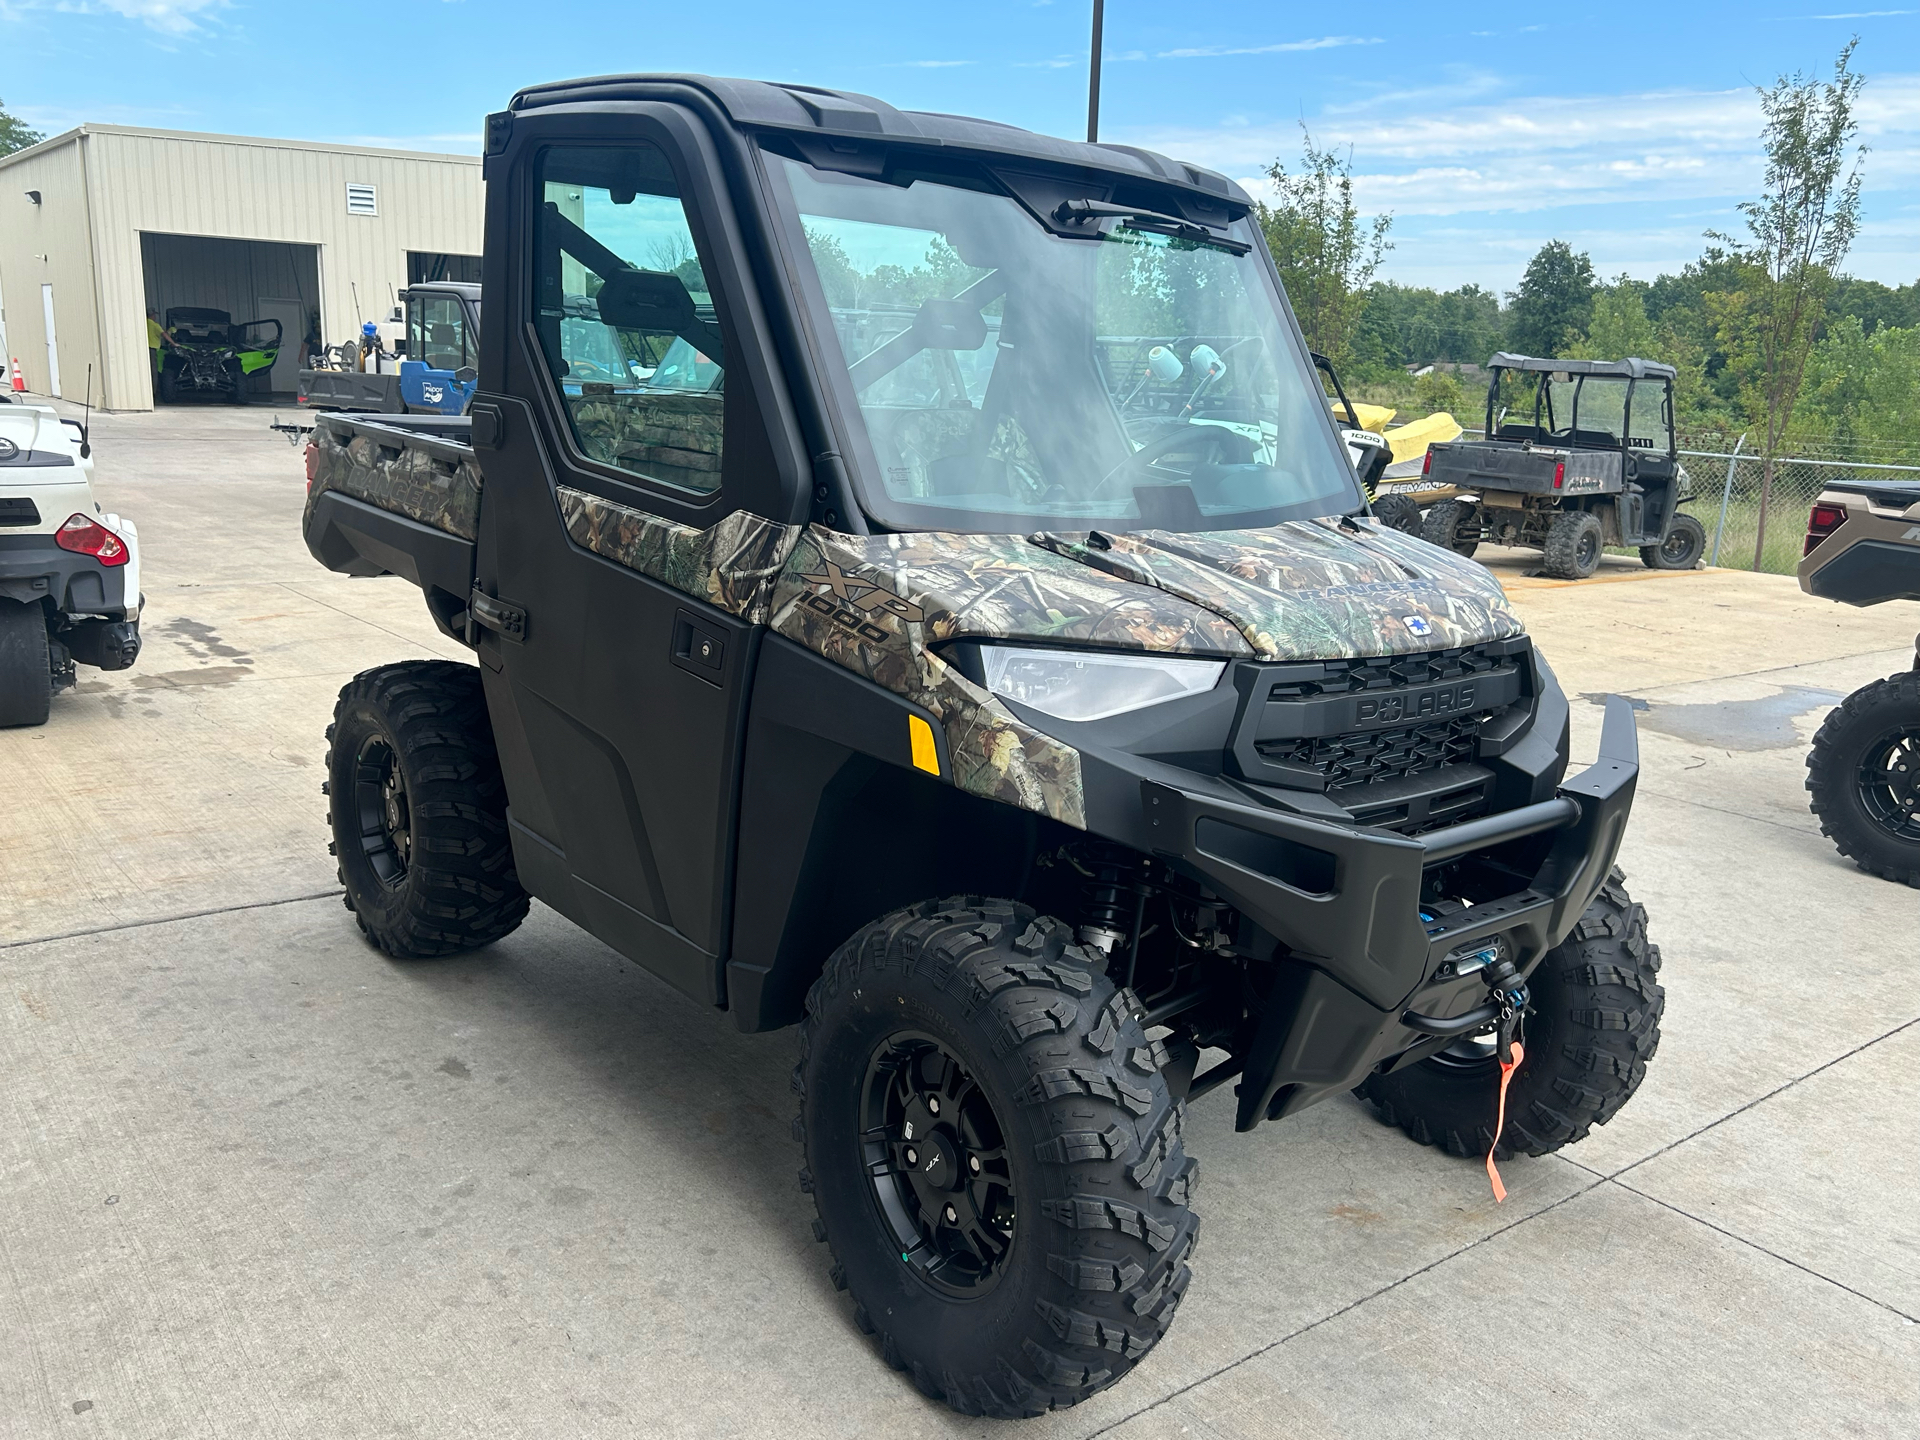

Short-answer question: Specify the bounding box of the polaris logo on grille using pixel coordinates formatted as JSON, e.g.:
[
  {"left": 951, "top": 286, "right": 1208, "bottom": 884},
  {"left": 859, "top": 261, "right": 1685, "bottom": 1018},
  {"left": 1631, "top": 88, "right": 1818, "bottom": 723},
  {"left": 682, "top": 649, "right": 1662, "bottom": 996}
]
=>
[
  {"left": 1357, "top": 684, "right": 1477, "bottom": 725},
  {"left": 1401, "top": 615, "right": 1432, "bottom": 637}
]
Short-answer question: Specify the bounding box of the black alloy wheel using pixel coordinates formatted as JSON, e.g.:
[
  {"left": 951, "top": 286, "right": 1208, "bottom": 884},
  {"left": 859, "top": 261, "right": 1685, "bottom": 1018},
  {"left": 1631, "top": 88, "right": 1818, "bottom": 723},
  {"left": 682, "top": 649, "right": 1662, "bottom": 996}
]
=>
[
  {"left": 352, "top": 734, "right": 412, "bottom": 888},
  {"left": 861, "top": 1033, "right": 1016, "bottom": 1296},
  {"left": 1642, "top": 512, "right": 1706, "bottom": 570},
  {"left": 1856, "top": 727, "right": 1920, "bottom": 843},
  {"left": 1807, "top": 674, "right": 1920, "bottom": 887}
]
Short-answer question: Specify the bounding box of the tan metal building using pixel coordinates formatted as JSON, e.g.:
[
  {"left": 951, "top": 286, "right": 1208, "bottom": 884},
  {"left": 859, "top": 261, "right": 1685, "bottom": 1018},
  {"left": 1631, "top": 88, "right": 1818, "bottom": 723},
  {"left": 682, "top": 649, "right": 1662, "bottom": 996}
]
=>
[{"left": 0, "top": 126, "right": 483, "bottom": 410}]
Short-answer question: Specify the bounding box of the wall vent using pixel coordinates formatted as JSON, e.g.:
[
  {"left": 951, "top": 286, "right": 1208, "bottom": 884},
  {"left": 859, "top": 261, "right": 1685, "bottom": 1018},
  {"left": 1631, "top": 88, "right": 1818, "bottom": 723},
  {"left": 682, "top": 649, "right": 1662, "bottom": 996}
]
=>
[{"left": 345, "top": 183, "right": 378, "bottom": 217}]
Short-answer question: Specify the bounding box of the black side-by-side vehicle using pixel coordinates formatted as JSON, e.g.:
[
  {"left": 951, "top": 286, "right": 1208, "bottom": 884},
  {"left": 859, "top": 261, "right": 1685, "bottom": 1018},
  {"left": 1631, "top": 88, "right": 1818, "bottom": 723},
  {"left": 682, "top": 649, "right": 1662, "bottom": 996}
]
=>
[{"left": 301, "top": 75, "right": 1665, "bottom": 1417}]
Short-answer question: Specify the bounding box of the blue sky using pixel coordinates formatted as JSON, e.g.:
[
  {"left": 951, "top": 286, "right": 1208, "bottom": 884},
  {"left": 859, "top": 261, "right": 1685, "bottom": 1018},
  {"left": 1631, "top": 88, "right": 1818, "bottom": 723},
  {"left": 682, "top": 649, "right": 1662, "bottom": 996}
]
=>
[{"left": 3, "top": 1, "right": 1916, "bottom": 292}]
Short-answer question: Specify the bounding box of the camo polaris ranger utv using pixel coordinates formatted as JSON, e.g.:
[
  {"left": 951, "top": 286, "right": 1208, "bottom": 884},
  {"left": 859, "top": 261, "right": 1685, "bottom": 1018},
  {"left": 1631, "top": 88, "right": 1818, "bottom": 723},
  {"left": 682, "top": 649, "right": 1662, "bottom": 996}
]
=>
[
  {"left": 1799, "top": 480, "right": 1920, "bottom": 886},
  {"left": 301, "top": 75, "right": 1664, "bottom": 1417}
]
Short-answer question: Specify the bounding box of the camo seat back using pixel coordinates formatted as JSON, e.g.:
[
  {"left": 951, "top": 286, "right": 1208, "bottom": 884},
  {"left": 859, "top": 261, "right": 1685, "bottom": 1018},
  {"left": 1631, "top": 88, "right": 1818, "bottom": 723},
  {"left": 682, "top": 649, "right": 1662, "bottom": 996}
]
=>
[{"left": 568, "top": 389, "right": 724, "bottom": 494}]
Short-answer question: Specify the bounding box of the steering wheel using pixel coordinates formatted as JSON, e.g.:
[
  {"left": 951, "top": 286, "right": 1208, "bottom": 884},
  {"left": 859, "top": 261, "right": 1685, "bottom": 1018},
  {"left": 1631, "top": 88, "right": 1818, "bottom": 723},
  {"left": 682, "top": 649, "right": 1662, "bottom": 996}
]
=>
[{"left": 1087, "top": 425, "right": 1248, "bottom": 501}]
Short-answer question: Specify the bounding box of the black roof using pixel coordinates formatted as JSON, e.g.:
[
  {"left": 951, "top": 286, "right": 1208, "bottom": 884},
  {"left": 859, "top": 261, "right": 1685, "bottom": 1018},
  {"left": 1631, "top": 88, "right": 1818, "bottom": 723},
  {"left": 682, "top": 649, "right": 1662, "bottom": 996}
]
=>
[
  {"left": 509, "top": 73, "right": 1250, "bottom": 208},
  {"left": 402, "top": 282, "right": 481, "bottom": 302},
  {"left": 1488, "top": 352, "right": 1677, "bottom": 381}
]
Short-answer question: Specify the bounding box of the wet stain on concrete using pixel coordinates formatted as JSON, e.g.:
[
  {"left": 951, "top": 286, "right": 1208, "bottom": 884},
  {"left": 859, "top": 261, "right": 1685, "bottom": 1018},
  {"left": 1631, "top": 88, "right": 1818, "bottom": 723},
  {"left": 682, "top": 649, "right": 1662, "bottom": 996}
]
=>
[
  {"left": 130, "top": 666, "right": 252, "bottom": 689},
  {"left": 1587, "top": 686, "right": 1841, "bottom": 751},
  {"left": 162, "top": 616, "right": 249, "bottom": 661},
  {"left": 437, "top": 1057, "right": 472, "bottom": 1080}
]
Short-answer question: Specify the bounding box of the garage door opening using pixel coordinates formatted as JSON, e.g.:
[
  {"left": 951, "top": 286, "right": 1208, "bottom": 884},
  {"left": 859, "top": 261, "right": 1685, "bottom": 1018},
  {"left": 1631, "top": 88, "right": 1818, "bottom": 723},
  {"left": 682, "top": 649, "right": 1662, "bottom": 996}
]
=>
[{"left": 141, "top": 234, "right": 320, "bottom": 406}]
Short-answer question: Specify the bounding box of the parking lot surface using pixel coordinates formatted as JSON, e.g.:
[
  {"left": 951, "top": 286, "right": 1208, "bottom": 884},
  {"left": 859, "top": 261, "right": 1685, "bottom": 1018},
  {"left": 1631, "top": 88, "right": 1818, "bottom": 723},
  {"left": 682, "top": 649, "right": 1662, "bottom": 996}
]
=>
[{"left": 3, "top": 404, "right": 1915, "bottom": 1438}]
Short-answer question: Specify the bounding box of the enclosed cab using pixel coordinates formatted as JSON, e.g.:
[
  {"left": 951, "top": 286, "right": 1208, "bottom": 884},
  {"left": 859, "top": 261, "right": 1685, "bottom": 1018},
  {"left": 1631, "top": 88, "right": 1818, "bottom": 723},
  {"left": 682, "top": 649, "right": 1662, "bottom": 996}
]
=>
[{"left": 300, "top": 75, "right": 1665, "bottom": 1416}]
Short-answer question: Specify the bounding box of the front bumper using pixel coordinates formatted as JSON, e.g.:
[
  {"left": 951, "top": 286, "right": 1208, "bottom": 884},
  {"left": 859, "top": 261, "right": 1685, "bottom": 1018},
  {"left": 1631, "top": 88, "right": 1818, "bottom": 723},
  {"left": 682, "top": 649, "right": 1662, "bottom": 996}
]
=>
[{"left": 1085, "top": 694, "right": 1639, "bottom": 1131}]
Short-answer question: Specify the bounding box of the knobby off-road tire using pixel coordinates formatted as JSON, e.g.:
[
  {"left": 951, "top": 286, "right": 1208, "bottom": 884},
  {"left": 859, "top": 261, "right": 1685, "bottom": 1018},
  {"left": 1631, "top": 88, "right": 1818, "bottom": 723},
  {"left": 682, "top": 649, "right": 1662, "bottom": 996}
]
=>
[
  {"left": 1423, "top": 498, "right": 1481, "bottom": 558},
  {"left": 0, "top": 598, "right": 52, "bottom": 728},
  {"left": 795, "top": 899, "right": 1198, "bottom": 1418},
  {"left": 1806, "top": 674, "right": 1920, "bottom": 888},
  {"left": 1641, "top": 512, "right": 1706, "bottom": 570},
  {"left": 1360, "top": 870, "right": 1663, "bottom": 1159},
  {"left": 1372, "top": 494, "right": 1425, "bottom": 535},
  {"left": 325, "top": 659, "right": 529, "bottom": 957},
  {"left": 1542, "top": 509, "right": 1604, "bottom": 580}
]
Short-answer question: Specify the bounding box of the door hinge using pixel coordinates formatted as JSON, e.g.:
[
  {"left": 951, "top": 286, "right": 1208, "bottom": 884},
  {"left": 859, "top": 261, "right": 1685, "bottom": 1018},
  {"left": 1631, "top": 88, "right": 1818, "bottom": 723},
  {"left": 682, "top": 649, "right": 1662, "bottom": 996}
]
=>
[{"left": 469, "top": 588, "right": 528, "bottom": 642}]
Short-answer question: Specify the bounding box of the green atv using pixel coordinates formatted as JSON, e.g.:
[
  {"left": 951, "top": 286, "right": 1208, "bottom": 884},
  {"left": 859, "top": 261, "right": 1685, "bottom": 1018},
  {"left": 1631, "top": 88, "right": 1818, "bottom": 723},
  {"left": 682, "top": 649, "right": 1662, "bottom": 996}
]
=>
[{"left": 158, "top": 308, "right": 281, "bottom": 403}]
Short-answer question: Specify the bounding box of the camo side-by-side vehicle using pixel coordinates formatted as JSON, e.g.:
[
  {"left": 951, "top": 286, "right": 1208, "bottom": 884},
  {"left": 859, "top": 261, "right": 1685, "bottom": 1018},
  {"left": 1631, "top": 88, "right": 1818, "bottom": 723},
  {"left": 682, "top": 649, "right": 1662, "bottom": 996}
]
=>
[
  {"left": 301, "top": 75, "right": 1665, "bottom": 1417},
  {"left": 1800, "top": 480, "right": 1920, "bottom": 887}
]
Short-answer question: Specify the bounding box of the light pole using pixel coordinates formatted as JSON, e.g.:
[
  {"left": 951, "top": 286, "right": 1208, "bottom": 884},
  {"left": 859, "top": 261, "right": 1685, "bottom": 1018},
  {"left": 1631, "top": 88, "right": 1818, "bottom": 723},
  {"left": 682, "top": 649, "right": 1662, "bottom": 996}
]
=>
[{"left": 1087, "top": 0, "right": 1104, "bottom": 143}]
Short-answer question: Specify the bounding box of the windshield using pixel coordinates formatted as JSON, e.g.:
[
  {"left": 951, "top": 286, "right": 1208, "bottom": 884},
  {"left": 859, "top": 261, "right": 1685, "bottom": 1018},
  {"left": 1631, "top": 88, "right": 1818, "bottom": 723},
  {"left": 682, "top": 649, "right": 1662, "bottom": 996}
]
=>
[
  {"left": 1489, "top": 368, "right": 1666, "bottom": 451},
  {"left": 774, "top": 156, "right": 1360, "bottom": 534}
]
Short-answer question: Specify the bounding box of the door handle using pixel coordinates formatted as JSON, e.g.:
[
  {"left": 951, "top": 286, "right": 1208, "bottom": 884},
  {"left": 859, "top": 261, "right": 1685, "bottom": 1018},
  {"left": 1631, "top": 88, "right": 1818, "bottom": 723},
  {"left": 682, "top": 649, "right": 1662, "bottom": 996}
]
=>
[{"left": 469, "top": 587, "right": 528, "bottom": 642}]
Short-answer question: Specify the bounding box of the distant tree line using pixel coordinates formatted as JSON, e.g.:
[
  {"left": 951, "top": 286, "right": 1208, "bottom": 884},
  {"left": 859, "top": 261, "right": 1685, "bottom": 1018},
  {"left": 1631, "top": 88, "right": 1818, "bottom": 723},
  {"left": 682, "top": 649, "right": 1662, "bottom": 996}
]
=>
[{"left": 1258, "top": 42, "right": 1908, "bottom": 482}]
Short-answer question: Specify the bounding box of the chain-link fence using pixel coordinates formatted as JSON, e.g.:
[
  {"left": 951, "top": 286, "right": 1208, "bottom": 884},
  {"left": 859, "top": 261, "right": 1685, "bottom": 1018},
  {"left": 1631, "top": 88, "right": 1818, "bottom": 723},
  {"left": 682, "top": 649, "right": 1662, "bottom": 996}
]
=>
[{"left": 1682, "top": 447, "right": 1920, "bottom": 575}]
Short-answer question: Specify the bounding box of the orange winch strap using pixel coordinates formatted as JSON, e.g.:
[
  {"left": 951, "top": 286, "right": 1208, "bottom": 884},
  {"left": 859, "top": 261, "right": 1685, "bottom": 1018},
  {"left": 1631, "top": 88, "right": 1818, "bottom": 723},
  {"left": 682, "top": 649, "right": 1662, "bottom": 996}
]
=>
[{"left": 1487, "top": 1040, "right": 1525, "bottom": 1204}]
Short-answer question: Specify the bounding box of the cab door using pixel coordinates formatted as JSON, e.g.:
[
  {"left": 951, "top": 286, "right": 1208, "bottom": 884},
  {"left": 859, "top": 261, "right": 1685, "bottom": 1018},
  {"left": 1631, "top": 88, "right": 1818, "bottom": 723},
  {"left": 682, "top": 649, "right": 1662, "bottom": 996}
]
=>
[{"left": 470, "top": 108, "right": 807, "bottom": 1005}]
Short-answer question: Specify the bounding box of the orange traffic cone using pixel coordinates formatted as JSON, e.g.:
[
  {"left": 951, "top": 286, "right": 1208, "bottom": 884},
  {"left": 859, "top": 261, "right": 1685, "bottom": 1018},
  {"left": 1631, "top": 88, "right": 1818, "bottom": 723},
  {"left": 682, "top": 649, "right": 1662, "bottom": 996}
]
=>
[{"left": 8, "top": 358, "right": 24, "bottom": 393}]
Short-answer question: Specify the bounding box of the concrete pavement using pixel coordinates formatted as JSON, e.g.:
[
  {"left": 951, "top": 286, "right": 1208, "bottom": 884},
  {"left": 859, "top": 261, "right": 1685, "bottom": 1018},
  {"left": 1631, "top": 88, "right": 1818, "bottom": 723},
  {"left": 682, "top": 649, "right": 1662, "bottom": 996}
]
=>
[{"left": 2, "top": 404, "right": 1914, "bottom": 1437}]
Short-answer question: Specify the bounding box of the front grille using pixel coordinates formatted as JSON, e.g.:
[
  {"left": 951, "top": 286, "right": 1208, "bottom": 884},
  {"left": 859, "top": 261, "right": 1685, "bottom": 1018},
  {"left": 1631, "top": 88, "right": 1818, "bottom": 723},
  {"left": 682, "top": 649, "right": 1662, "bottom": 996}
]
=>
[
  {"left": 1262, "top": 715, "right": 1483, "bottom": 789},
  {"left": 1263, "top": 640, "right": 1519, "bottom": 699}
]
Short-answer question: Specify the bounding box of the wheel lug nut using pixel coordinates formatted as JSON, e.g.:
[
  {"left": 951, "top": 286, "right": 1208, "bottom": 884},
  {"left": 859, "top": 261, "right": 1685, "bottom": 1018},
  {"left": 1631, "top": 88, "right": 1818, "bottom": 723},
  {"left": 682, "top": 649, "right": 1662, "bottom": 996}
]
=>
[
  {"left": 968, "top": 1155, "right": 981, "bottom": 1174},
  {"left": 927, "top": 1097, "right": 940, "bottom": 1115},
  {"left": 904, "top": 1147, "right": 918, "bottom": 1166},
  {"left": 944, "top": 1204, "right": 958, "bottom": 1224}
]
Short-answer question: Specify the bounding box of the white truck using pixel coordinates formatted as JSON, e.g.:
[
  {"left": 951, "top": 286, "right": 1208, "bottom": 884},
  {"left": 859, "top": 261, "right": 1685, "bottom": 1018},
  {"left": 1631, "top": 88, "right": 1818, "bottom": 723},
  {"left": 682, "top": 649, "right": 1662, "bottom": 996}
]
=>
[{"left": 0, "top": 398, "right": 142, "bottom": 725}]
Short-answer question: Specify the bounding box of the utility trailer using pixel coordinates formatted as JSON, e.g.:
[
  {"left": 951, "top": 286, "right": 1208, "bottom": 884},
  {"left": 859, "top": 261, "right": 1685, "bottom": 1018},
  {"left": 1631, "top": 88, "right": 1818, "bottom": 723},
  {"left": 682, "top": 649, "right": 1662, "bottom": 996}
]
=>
[
  {"left": 300, "top": 75, "right": 1664, "bottom": 1417},
  {"left": 1420, "top": 354, "right": 1705, "bottom": 579}
]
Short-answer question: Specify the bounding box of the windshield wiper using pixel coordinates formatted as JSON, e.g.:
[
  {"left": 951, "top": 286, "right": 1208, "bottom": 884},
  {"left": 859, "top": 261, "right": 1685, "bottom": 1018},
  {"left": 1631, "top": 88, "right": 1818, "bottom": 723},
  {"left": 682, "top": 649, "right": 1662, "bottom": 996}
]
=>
[{"left": 1052, "top": 199, "right": 1252, "bottom": 255}]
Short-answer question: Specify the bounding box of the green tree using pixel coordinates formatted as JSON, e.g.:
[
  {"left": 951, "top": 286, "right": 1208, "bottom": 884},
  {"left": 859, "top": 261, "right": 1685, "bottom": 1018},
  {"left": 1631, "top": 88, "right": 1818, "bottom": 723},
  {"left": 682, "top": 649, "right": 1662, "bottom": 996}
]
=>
[
  {"left": 1412, "top": 369, "right": 1466, "bottom": 417},
  {"left": 1255, "top": 129, "right": 1392, "bottom": 363},
  {"left": 1567, "top": 278, "right": 1658, "bottom": 360},
  {"left": 1712, "top": 38, "right": 1866, "bottom": 566},
  {"left": 1505, "top": 241, "right": 1595, "bottom": 356},
  {"left": 1797, "top": 317, "right": 1920, "bottom": 462},
  {"left": 0, "top": 98, "right": 45, "bottom": 158}
]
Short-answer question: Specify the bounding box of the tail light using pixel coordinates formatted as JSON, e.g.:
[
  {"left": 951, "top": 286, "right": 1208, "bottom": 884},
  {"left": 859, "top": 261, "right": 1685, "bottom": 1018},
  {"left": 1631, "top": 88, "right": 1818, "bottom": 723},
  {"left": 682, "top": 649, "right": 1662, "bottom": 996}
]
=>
[
  {"left": 1421, "top": 449, "right": 1433, "bottom": 476},
  {"left": 55, "top": 514, "right": 129, "bottom": 566},
  {"left": 304, "top": 439, "right": 319, "bottom": 489},
  {"left": 1804, "top": 502, "right": 1846, "bottom": 556},
  {"left": 1552, "top": 461, "right": 1566, "bottom": 490}
]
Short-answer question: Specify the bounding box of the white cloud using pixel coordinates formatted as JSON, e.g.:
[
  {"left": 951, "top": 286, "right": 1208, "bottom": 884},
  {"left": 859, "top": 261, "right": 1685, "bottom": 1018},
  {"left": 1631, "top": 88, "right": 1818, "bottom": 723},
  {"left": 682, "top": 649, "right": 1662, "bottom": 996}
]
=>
[
  {"left": 1156, "top": 36, "right": 1382, "bottom": 59},
  {"left": 52, "top": 0, "right": 224, "bottom": 34}
]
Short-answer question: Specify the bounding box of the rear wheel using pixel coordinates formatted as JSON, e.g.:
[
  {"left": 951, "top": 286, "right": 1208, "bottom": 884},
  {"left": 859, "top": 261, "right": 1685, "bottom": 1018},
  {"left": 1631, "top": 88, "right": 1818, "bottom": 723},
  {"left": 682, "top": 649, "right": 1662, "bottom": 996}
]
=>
[
  {"left": 797, "top": 899, "right": 1198, "bottom": 1418},
  {"left": 1372, "top": 494, "right": 1425, "bottom": 535},
  {"left": 1422, "top": 498, "right": 1481, "bottom": 558},
  {"left": 0, "top": 598, "right": 53, "bottom": 728},
  {"left": 1642, "top": 512, "right": 1706, "bottom": 570},
  {"left": 1359, "top": 871, "right": 1663, "bottom": 1158},
  {"left": 1806, "top": 674, "right": 1920, "bottom": 887},
  {"left": 325, "top": 659, "right": 529, "bottom": 956},
  {"left": 1542, "top": 509, "right": 1604, "bottom": 579}
]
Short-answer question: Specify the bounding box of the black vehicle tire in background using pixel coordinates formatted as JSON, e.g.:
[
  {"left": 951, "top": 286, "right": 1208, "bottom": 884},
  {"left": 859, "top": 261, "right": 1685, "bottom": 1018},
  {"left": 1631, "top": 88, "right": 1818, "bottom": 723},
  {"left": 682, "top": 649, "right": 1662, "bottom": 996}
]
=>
[
  {"left": 1359, "top": 870, "right": 1663, "bottom": 1159},
  {"left": 1372, "top": 494, "right": 1425, "bottom": 535},
  {"left": 1542, "top": 509, "right": 1604, "bottom": 579},
  {"left": 325, "top": 659, "right": 529, "bottom": 957},
  {"left": 156, "top": 368, "right": 177, "bottom": 404},
  {"left": 1422, "top": 498, "right": 1482, "bottom": 558},
  {"left": 1806, "top": 674, "right": 1920, "bottom": 888},
  {"left": 0, "top": 598, "right": 53, "bottom": 728},
  {"left": 1642, "top": 512, "right": 1706, "bottom": 570},
  {"left": 797, "top": 899, "right": 1198, "bottom": 1418}
]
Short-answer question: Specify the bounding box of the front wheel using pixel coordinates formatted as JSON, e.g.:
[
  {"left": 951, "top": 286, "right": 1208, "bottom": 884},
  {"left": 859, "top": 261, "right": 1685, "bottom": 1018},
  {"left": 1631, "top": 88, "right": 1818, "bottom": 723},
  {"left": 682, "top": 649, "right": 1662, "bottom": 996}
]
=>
[
  {"left": 796, "top": 899, "right": 1198, "bottom": 1418},
  {"left": 1806, "top": 674, "right": 1920, "bottom": 887},
  {"left": 325, "top": 659, "right": 529, "bottom": 956},
  {"left": 1359, "top": 870, "right": 1664, "bottom": 1158},
  {"left": 1642, "top": 512, "right": 1706, "bottom": 570}
]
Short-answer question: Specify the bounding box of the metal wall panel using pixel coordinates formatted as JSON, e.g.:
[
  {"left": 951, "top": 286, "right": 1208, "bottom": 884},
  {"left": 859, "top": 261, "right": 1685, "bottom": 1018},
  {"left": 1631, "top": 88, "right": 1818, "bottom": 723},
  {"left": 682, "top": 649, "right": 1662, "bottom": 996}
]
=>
[{"left": 0, "top": 135, "right": 102, "bottom": 401}]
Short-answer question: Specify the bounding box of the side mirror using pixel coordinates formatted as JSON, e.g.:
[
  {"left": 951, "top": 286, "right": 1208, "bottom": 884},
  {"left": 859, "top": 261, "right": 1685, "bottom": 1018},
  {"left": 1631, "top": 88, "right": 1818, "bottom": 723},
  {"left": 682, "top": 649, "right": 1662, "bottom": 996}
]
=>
[
  {"left": 455, "top": 366, "right": 478, "bottom": 386},
  {"left": 596, "top": 268, "right": 697, "bottom": 335},
  {"left": 390, "top": 305, "right": 404, "bottom": 323}
]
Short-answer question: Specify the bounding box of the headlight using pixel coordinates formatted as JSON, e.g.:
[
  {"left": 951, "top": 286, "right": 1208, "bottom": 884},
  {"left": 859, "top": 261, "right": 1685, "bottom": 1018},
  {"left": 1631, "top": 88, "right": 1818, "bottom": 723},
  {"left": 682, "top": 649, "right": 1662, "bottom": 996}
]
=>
[{"left": 979, "top": 645, "right": 1226, "bottom": 723}]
